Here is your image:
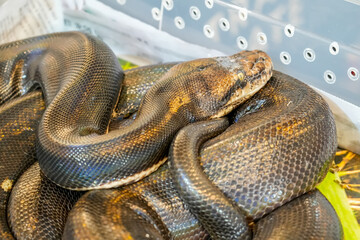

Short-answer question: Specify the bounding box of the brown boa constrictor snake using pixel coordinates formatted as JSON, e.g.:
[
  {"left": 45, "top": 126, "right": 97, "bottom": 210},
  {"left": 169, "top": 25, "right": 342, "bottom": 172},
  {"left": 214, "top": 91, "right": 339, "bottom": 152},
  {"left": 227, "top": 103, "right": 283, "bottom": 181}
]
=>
[{"left": 0, "top": 32, "right": 342, "bottom": 239}]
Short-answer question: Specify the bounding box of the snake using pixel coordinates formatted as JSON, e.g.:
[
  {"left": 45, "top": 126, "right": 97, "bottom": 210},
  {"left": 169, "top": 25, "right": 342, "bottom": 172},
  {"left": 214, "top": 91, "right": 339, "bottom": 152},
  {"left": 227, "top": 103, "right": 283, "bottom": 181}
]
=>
[
  {"left": 0, "top": 32, "right": 343, "bottom": 239},
  {"left": 61, "top": 71, "right": 341, "bottom": 239},
  {"left": 0, "top": 31, "right": 272, "bottom": 190}
]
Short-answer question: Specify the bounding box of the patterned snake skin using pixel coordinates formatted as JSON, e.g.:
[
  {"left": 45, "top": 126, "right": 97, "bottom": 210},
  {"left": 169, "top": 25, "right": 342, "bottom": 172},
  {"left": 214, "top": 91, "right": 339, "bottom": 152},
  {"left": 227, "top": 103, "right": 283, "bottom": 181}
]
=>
[
  {"left": 113, "top": 62, "right": 178, "bottom": 120},
  {"left": 170, "top": 118, "right": 251, "bottom": 239},
  {"left": 8, "top": 162, "right": 82, "bottom": 240},
  {"left": 0, "top": 32, "right": 342, "bottom": 239},
  {"left": 0, "top": 63, "right": 185, "bottom": 239},
  {"left": 201, "top": 70, "right": 337, "bottom": 221},
  {"left": 0, "top": 32, "right": 272, "bottom": 190},
  {"left": 254, "top": 190, "right": 343, "bottom": 239},
  {"left": 0, "top": 91, "right": 45, "bottom": 239},
  {"left": 63, "top": 71, "right": 342, "bottom": 239}
]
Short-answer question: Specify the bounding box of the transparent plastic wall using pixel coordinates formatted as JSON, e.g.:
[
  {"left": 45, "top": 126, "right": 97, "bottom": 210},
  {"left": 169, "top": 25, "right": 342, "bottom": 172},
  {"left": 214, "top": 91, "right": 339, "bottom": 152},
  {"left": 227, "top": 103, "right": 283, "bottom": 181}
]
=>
[{"left": 101, "top": 0, "right": 360, "bottom": 108}]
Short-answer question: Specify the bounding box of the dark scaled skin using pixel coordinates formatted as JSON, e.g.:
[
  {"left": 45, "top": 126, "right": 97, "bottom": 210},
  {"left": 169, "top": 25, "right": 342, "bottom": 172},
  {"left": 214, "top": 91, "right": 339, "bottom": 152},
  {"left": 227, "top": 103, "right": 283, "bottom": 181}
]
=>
[
  {"left": 0, "top": 64, "right": 189, "bottom": 240},
  {"left": 170, "top": 118, "right": 251, "bottom": 240},
  {"left": 48, "top": 49, "right": 270, "bottom": 190},
  {"left": 63, "top": 163, "right": 208, "bottom": 240},
  {"left": 254, "top": 190, "right": 343, "bottom": 240},
  {"left": 200, "top": 70, "right": 337, "bottom": 221},
  {"left": 0, "top": 63, "right": 209, "bottom": 239},
  {"left": 0, "top": 91, "right": 45, "bottom": 240},
  {"left": 64, "top": 71, "right": 341, "bottom": 239},
  {"left": 0, "top": 32, "right": 340, "bottom": 239},
  {"left": 8, "top": 162, "right": 83, "bottom": 240},
  {"left": 0, "top": 33, "right": 273, "bottom": 190},
  {"left": 112, "top": 62, "right": 178, "bottom": 121},
  {"left": 0, "top": 32, "right": 123, "bottom": 190},
  {"left": 0, "top": 91, "right": 81, "bottom": 240}
]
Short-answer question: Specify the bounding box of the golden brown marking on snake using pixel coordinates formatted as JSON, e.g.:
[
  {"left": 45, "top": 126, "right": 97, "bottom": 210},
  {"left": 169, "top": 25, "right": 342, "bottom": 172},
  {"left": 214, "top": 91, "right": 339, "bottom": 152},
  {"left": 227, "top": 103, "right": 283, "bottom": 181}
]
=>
[{"left": 1, "top": 178, "right": 13, "bottom": 192}]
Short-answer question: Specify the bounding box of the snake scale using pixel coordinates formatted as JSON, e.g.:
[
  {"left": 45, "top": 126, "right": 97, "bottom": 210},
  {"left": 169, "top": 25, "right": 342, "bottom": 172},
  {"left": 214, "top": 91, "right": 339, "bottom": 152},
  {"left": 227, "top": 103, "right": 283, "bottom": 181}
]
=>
[{"left": 0, "top": 32, "right": 343, "bottom": 239}]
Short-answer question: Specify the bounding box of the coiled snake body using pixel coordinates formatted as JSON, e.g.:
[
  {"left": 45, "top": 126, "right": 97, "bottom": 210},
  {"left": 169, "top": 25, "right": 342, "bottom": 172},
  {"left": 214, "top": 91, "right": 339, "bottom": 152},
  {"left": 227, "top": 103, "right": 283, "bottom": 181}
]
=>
[
  {"left": 0, "top": 32, "right": 343, "bottom": 239},
  {"left": 1, "top": 32, "right": 272, "bottom": 190},
  {"left": 62, "top": 70, "right": 341, "bottom": 239}
]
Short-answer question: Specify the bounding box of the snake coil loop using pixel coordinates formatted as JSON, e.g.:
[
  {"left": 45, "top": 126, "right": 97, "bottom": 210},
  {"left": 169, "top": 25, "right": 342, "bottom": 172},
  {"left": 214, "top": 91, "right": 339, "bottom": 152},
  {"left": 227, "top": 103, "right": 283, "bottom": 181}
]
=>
[{"left": 0, "top": 32, "right": 342, "bottom": 240}]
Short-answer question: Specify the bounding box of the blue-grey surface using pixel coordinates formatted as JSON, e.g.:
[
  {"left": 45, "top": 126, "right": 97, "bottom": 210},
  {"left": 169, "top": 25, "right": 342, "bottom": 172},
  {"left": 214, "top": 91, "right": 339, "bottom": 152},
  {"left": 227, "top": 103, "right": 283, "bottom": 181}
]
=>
[
  {"left": 99, "top": 0, "right": 161, "bottom": 28},
  {"left": 99, "top": 0, "right": 360, "bottom": 107}
]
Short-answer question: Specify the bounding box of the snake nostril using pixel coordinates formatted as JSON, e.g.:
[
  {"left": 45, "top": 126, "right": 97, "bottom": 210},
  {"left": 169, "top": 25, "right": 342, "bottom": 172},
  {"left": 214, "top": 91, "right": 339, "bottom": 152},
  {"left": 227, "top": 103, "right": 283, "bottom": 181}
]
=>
[{"left": 261, "top": 70, "right": 269, "bottom": 77}]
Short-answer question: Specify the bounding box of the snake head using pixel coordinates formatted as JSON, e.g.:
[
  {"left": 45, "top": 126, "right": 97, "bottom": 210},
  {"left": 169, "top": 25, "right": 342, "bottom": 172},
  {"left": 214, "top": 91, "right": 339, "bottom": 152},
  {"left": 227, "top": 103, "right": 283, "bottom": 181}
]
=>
[
  {"left": 209, "top": 50, "right": 273, "bottom": 118},
  {"left": 147, "top": 50, "right": 273, "bottom": 121}
]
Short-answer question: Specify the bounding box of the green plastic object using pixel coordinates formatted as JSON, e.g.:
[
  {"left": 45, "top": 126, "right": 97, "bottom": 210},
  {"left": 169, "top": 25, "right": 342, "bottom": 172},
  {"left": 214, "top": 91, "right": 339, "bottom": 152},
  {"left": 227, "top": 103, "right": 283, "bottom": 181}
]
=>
[{"left": 317, "top": 170, "right": 360, "bottom": 240}]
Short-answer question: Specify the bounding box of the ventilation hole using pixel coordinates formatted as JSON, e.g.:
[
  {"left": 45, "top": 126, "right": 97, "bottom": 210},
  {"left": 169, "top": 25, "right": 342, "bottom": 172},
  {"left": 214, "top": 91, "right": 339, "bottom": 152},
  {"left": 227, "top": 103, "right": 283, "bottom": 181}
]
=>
[
  {"left": 303, "top": 48, "right": 316, "bottom": 62},
  {"left": 151, "top": 8, "right": 161, "bottom": 21},
  {"left": 205, "top": 0, "right": 214, "bottom": 8},
  {"left": 163, "top": 0, "right": 173, "bottom": 11},
  {"left": 348, "top": 67, "right": 359, "bottom": 81},
  {"left": 324, "top": 70, "right": 336, "bottom": 84},
  {"left": 218, "top": 18, "right": 230, "bottom": 31},
  {"left": 174, "top": 16, "right": 185, "bottom": 29},
  {"left": 203, "top": 25, "right": 214, "bottom": 38},
  {"left": 329, "top": 42, "right": 339, "bottom": 55},
  {"left": 280, "top": 51, "right": 291, "bottom": 65},
  {"left": 189, "top": 6, "right": 201, "bottom": 20},
  {"left": 117, "top": 0, "right": 126, "bottom": 5},
  {"left": 236, "top": 36, "right": 248, "bottom": 50},
  {"left": 284, "top": 24, "right": 295, "bottom": 37},
  {"left": 238, "top": 8, "right": 248, "bottom": 21},
  {"left": 257, "top": 32, "right": 267, "bottom": 45}
]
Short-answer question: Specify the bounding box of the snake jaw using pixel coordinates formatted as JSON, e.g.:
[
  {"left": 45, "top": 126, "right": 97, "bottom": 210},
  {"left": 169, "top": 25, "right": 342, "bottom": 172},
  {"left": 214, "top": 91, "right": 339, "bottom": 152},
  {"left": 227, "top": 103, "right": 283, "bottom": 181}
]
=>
[{"left": 210, "top": 78, "right": 269, "bottom": 119}]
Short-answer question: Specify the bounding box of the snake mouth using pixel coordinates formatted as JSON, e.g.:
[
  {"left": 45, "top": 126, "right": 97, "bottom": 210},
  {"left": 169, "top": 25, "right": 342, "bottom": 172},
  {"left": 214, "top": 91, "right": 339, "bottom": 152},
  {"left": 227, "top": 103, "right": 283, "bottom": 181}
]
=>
[{"left": 210, "top": 79, "right": 269, "bottom": 119}]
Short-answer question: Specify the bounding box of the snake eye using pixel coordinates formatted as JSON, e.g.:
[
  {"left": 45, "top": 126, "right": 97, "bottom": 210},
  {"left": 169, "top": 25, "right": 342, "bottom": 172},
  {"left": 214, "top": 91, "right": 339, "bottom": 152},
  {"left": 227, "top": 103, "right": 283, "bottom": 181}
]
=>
[{"left": 198, "top": 65, "right": 207, "bottom": 70}]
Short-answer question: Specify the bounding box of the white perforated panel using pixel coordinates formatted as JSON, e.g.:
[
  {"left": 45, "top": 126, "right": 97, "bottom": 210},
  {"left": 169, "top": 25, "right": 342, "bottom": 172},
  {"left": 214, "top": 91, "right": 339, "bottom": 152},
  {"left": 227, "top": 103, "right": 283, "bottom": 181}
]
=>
[
  {"left": 62, "top": 0, "right": 360, "bottom": 153},
  {"left": 98, "top": 0, "right": 360, "bottom": 108}
]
